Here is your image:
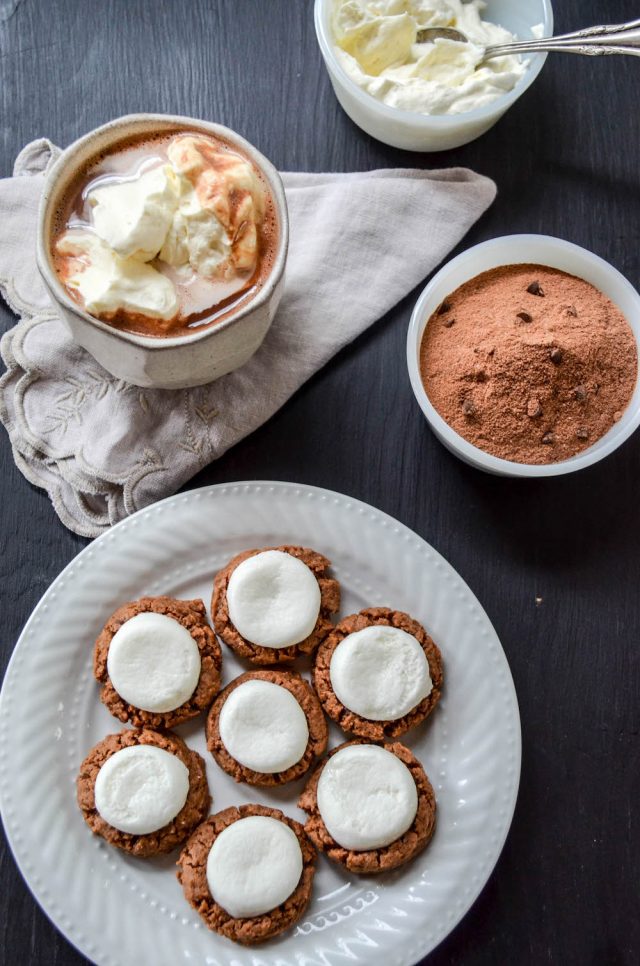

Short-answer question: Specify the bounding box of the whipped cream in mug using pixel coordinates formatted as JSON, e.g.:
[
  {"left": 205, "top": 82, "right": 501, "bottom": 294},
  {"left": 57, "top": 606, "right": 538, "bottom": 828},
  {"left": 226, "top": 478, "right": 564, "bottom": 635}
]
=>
[
  {"left": 332, "top": 0, "right": 542, "bottom": 116},
  {"left": 52, "top": 131, "right": 277, "bottom": 336}
]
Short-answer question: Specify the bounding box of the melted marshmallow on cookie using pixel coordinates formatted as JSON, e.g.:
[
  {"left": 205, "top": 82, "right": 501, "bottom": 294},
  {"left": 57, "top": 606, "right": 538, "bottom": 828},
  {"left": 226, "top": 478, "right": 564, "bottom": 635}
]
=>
[
  {"left": 330, "top": 625, "right": 432, "bottom": 721},
  {"left": 94, "top": 744, "right": 190, "bottom": 835},
  {"left": 317, "top": 744, "right": 418, "bottom": 850},
  {"left": 219, "top": 679, "right": 309, "bottom": 772},
  {"left": 226, "top": 550, "right": 321, "bottom": 648},
  {"left": 106, "top": 612, "right": 201, "bottom": 713},
  {"left": 206, "top": 816, "right": 303, "bottom": 918}
]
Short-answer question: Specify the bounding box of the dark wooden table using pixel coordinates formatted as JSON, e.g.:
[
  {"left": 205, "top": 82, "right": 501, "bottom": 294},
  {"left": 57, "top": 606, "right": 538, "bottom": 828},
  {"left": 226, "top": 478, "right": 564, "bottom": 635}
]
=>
[{"left": 1, "top": 1, "right": 639, "bottom": 963}]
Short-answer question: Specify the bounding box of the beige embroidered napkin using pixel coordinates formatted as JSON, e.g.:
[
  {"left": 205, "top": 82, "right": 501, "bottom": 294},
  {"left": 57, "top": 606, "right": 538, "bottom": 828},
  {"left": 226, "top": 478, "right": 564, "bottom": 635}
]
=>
[{"left": 0, "top": 139, "right": 496, "bottom": 537}]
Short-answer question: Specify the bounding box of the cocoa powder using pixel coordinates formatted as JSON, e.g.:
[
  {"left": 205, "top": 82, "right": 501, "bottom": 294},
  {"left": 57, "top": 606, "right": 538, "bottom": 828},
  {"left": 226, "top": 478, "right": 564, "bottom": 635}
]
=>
[{"left": 419, "top": 264, "right": 638, "bottom": 464}]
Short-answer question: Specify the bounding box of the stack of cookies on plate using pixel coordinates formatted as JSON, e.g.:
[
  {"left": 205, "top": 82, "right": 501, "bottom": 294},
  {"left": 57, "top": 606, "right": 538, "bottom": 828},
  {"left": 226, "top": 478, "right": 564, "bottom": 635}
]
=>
[{"left": 77, "top": 544, "right": 444, "bottom": 945}]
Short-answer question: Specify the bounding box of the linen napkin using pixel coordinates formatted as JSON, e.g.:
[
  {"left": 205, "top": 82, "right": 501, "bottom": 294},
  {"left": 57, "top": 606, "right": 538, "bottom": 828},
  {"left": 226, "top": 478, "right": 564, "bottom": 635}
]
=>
[{"left": 0, "top": 139, "right": 496, "bottom": 537}]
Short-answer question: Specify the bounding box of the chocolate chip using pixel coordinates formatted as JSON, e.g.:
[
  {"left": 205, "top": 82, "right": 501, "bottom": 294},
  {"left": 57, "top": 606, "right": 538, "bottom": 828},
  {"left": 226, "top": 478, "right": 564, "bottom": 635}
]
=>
[
  {"left": 566, "top": 305, "right": 578, "bottom": 317},
  {"left": 462, "top": 397, "right": 476, "bottom": 417},
  {"left": 573, "top": 385, "right": 588, "bottom": 402},
  {"left": 527, "top": 398, "right": 542, "bottom": 418},
  {"left": 443, "top": 317, "right": 456, "bottom": 328},
  {"left": 576, "top": 428, "right": 589, "bottom": 440},
  {"left": 542, "top": 431, "right": 555, "bottom": 445},
  {"left": 437, "top": 300, "right": 452, "bottom": 315},
  {"left": 474, "top": 368, "right": 488, "bottom": 383},
  {"left": 517, "top": 311, "right": 533, "bottom": 324},
  {"left": 550, "top": 348, "right": 564, "bottom": 365},
  {"left": 527, "top": 281, "right": 545, "bottom": 297}
]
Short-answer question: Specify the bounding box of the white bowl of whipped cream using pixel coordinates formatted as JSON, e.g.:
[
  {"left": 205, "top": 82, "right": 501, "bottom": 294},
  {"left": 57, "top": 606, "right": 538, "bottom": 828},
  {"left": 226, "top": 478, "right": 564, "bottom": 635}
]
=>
[
  {"left": 315, "top": 0, "right": 554, "bottom": 151},
  {"left": 37, "top": 114, "right": 288, "bottom": 389}
]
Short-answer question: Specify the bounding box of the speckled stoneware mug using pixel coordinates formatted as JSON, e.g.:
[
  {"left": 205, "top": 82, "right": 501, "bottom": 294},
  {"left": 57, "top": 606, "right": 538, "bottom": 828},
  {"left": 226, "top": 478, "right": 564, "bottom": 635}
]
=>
[{"left": 36, "top": 113, "right": 289, "bottom": 389}]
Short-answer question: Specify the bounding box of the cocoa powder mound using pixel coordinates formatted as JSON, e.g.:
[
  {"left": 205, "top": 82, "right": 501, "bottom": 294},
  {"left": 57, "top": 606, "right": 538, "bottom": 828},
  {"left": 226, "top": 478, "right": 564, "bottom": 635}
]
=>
[{"left": 419, "top": 264, "right": 638, "bottom": 464}]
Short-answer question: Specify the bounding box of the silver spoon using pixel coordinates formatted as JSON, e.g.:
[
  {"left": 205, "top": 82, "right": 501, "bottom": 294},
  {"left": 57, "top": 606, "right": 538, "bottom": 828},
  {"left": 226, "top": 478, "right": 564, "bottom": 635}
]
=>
[{"left": 416, "top": 18, "right": 640, "bottom": 60}]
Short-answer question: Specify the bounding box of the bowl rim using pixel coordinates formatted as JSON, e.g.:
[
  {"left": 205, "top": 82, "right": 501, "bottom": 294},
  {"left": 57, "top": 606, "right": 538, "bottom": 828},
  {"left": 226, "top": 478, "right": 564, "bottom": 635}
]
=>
[
  {"left": 314, "top": 0, "right": 555, "bottom": 128},
  {"left": 36, "top": 113, "right": 289, "bottom": 352},
  {"left": 407, "top": 234, "right": 640, "bottom": 478}
]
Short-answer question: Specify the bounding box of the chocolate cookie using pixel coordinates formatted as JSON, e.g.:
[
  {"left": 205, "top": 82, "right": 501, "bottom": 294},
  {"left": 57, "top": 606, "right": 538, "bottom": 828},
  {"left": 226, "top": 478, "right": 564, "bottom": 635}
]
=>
[
  {"left": 298, "top": 739, "right": 436, "bottom": 874},
  {"left": 206, "top": 669, "right": 328, "bottom": 785},
  {"left": 77, "top": 728, "right": 210, "bottom": 857},
  {"left": 313, "top": 607, "right": 443, "bottom": 739},
  {"left": 211, "top": 546, "right": 340, "bottom": 664},
  {"left": 177, "top": 804, "right": 316, "bottom": 945},
  {"left": 94, "top": 596, "right": 222, "bottom": 728}
]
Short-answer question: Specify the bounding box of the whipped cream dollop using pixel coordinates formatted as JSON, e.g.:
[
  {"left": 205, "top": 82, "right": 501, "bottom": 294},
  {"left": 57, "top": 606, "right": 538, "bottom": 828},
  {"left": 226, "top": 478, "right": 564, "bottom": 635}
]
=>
[
  {"left": 330, "top": 624, "right": 432, "bottom": 720},
  {"left": 317, "top": 744, "right": 418, "bottom": 850},
  {"left": 94, "top": 744, "right": 190, "bottom": 834},
  {"left": 161, "top": 135, "right": 264, "bottom": 278},
  {"left": 90, "top": 164, "right": 180, "bottom": 262},
  {"left": 226, "top": 550, "right": 321, "bottom": 649},
  {"left": 206, "top": 815, "right": 303, "bottom": 918},
  {"left": 219, "top": 679, "right": 309, "bottom": 772},
  {"left": 55, "top": 133, "right": 265, "bottom": 322},
  {"left": 106, "top": 612, "right": 201, "bottom": 713},
  {"left": 56, "top": 230, "right": 179, "bottom": 321},
  {"left": 332, "top": 0, "right": 536, "bottom": 116}
]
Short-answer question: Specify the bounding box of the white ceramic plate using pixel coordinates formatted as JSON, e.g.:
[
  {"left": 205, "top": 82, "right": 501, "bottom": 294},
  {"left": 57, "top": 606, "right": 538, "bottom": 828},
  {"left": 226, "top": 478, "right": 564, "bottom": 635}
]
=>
[{"left": 0, "top": 482, "right": 521, "bottom": 966}]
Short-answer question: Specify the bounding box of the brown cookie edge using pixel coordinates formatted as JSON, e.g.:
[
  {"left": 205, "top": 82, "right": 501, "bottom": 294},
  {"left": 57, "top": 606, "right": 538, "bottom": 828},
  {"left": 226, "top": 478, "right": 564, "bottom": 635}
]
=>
[
  {"left": 206, "top": 669, "right": 328, "bottom": 786},
  {"left": 94, "top": 596, "right": 222, "bottom": 728},
  {"left": 76, "top": 728, "right": 211, "bottom": 857},
  {"left": 177, "top": 803, "right": 316, "bottom": 944},
  {"left": 298, "top": 738, "right": 436, "bottom": 874},
  {"left": 313, "top": 607, "right": 443, "bottom": 739},
  {"left": 211, "top": 546, "right": 340, "bottom": 665}
]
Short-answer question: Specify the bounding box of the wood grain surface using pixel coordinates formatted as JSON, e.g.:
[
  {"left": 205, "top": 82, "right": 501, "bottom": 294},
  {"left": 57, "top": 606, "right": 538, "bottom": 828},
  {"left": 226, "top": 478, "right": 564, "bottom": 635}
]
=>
[{"left": 1, "top": 1, "right": 639, "bottom": 964}]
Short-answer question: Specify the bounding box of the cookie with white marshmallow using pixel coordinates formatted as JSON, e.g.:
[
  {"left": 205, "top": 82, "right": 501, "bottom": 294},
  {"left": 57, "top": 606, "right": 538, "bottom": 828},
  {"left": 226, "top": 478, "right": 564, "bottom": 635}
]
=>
[
  {"left": 211, "top": 546, "right": 340, "bottom": 664},
  {"left": 298, "top": 739, "right": 436, "bottom": 874},
  {"left": 206, "top": 669, "right": 327, "bottom": 786},
  {"left": 313, "top": 607, "right": 443, "bottom": 740},
  {"left": 177, "top": 804, "right": 316, "bottom": 945},
  {"left": 94, "top": 596, "right": 222, "bottom": 729},
  {"left": 76, "top": 728, "right": 210, "bottom": 857}
]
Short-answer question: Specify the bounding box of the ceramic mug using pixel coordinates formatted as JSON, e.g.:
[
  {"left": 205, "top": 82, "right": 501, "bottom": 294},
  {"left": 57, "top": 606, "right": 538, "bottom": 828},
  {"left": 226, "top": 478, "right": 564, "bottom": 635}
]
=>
[{"left": 36, "top": 113, "right": 289, "bottom": 389}]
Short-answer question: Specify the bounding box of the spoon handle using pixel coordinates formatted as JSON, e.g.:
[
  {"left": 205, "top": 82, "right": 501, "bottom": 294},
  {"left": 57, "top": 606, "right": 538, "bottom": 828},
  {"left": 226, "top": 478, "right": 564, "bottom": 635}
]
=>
[
  {"left": 549, "top": 19, "right": 640, "bottom": 43},
  {"left": 485, "top": 43, "right": 640, "bottom": 59},
  {"left": 485, "top": 20, "right": 640, "bottom": 60}
]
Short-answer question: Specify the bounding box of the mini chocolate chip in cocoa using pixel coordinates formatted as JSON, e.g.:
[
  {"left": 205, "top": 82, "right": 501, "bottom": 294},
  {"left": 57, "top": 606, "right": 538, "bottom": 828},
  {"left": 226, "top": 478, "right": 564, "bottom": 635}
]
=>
[
  {"left": 517, "top": 311, "right": 533, "bottom": 324},
  {"left": 550, "top": 348, "right": 564, "bottom": 365},
  {"left": 542, "top": 431, "right": 556, "bottom": 445},
  {"left": 437, "top": 300, "right": 452, "bottom": 316},
  {"left": 566, "top": 305, "right": 578, "bottom": 317},
  {"left": 462, "top": 397, "right": 476, "bottom": 417},
  {"left": 474, "top": 368, "right": 488, "bottom": 383},
  {"left": 527, "top": 281, "right": 545, "bottom": 297},
  {"left": 573, "top": 385, "right": 588, "bottom": 402},
  {"left": 527, "top": 398, "right": 542, "bottom": 418},
  {"left": 576, "top": 428, "right": 589, "bottom": 440},
  {"left": 443, "top": 317, "right": 456, "bottom": 328}
]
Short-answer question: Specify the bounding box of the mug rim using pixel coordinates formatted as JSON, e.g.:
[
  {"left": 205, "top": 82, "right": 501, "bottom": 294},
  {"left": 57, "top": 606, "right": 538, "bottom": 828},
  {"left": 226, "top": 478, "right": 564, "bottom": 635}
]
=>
[{"left": 36, "top": 113, "right": 289, "bottom": 351}]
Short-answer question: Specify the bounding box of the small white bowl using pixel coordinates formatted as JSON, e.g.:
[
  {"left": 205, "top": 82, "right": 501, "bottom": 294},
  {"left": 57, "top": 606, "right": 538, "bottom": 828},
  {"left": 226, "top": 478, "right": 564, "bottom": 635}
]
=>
[
  {"left": 407, "top": 235, "right": 640, "bottom": 477},
  {"left": 314, "top": 0, "right": 554, "bottom": 152},
  {"left": 37, "top": 114, "right": 288, "bottom": 390}
]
